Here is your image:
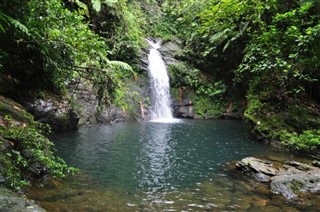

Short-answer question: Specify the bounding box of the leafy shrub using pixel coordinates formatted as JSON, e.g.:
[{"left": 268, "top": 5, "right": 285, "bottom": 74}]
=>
[{"left": 0, "top": 116, "right": 77, "bottom": 189}]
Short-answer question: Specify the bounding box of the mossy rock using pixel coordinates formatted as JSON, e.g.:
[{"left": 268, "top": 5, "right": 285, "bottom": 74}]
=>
[{"left": 0, "top": 96, "right": 33, "bottom": 123}]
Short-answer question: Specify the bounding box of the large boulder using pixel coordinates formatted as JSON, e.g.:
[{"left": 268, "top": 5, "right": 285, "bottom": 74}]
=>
[{"left": 236, "top": 157, "right": 320, "bottom": 199}]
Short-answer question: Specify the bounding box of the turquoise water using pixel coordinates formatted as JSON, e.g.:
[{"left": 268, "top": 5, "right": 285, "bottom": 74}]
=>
[
  {"left": 27, "top": 120, "right": 319, "bottom": 211},
  {"left": 51, "top": 120, "right": 270, "bottom": 191}
]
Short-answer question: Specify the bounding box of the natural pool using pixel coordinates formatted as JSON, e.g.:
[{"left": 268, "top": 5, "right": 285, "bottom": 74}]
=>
[{"left": 27, "top": 120, "right": 319, "bottom": 211}]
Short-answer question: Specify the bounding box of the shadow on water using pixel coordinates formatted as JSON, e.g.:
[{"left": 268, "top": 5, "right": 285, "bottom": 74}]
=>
[{"left": 27, "top": 120, "right": 320, "bottom": 211}]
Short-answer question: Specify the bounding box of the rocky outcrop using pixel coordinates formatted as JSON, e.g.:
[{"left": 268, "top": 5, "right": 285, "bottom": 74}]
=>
[
  {"left": 0, "top": 186, "right": 45, "bottom": 212},
  {"left": 160, "top": 39, "right": 183, "bottom": 64},
  {"left": 68, "top": 78, "right": 146, "bottom": 124},
  {"left": 67, "top": 80, "right": 100, "bottom": 125},
  {"left": 236, "top": 157, "right": 320, "bottom": 199},
  {"left": 24, "top": 98, "right": 79, "bottom": 132},
  {"left": 173, "top": 100, "right": 195, "bottom": 119},
  {"left": 0, "top": 96, "right": 34, "bottom": 123},
  {"left": 22, "top": 78, "right": 141, "bottom": 130}
]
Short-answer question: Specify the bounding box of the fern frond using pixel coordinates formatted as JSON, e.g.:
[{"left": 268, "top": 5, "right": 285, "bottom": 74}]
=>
[
  {"left": 108, "top": 60, "right": 133, "bottom": 73},
  {"left": 0, "top": 12, "right": 29, "bottom": 35}
]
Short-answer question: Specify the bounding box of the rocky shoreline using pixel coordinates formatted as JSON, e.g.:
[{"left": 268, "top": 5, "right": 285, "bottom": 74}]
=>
[{"left": 235, "top": 157, "right": 320, "bottom": 200}]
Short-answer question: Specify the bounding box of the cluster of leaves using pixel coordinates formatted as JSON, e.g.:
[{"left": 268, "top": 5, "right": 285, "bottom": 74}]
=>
[
  {"left": 169, "top": 62, "right": 226, "bottom": 98},
  {"left": 67, "top": 0, "right": 147, "bottom": 64},
  {"left": 237, "top": 1, "right": 320, "bottom": 149},
  {"left": 169, "top": 62, "right": 226, "bottom": 118},
  {"left": 0, "top": 0, "right": 133, "bottom": 99},
  {"left": 245, "top": 85, "right": 320, "bottom": 150},
  {"left": 0, "top": 116, "right": 77, "bottom": 189},
  {"left": 159, "top": 0, "right": 260, "bottom": 78},
  {"left": 237, "top": 1, "right": 320, "bottom": 102},
  {"left": 161, "top": 0, "right": 320, "bottom": 149},
  {"left": 279, "top": 130, "right": 320, "bottom": 150}
]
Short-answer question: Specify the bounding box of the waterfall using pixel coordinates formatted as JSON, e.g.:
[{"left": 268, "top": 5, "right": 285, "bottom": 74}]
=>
[{"left": 147, "top": 40, "right": 174, "bottom": 121}]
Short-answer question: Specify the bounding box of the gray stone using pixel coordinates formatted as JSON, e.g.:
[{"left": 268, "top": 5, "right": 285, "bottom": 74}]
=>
[
  {"left": 0, "top": 176, "right": 5, "bottom": 183},
  {"left": 270, "top": 171, "right": 320, "bottom": 199},
  {"left": 236, "top": 157, "right": 320, "bottom": 199},
  {"left": 28, "top": 162, "right": 46, "bottom": 177},
  {"left": 236, "top": 157, "right": 279, "bottom": 176},
  {"left": 254, "top": 173, "right": 271, "bottom": 183},
  {"left": 24, "top": 98, "right": 79, "bottom": 132},
  {"left": 0, "top": 187, "right": 46, "bottom": 212},
  {"left": 312, "top": 160, "right": 320, "bottom": 168}
]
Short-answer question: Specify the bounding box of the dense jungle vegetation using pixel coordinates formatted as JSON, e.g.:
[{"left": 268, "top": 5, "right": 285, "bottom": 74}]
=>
[{"left": 0, "top": 0, "right": 320, "bottom": 189}]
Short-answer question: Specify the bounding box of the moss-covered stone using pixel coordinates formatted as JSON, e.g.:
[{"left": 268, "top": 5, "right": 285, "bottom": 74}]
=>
[{"left": 0, "top": 96, "right": 33, "bottom": 124}]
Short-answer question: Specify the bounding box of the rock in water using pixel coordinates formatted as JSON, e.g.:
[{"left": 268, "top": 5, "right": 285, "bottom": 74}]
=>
[{"left": 236, "top": 157, "right": 320, "bottom": 199}]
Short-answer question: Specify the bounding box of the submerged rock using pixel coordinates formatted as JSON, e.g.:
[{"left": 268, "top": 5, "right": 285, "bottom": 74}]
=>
[{"left": 236, "top": 157, "right": 320, "bottom": 199}]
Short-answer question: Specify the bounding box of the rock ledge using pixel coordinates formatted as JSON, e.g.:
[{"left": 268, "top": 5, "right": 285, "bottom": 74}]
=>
[{"left": 236, "top": 157, "right": 320, "bottom": 199}]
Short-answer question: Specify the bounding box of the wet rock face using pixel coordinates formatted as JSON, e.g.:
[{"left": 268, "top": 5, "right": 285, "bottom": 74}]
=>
[
  {"left": 159, "top": 39, "right": 182, "bottom": 64},
  {"left": 236, "top": 157, "right": 320, "bottom": 199},
  {"left": 173, "top": 99, "right": 195, "bottom": 119},
  {"left": 67, "top": 80, "right": 99, "bottom": 125},
  {"left": 68, "top": 79, "right": 144, "bottom": 124},
  {"left": 24, "top": 99, "right": 79, "bottom": 132}
]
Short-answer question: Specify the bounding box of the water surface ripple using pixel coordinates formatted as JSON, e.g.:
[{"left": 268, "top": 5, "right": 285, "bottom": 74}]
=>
[{"left": 27, "top": 120, "right": 319, "bottom": 211}]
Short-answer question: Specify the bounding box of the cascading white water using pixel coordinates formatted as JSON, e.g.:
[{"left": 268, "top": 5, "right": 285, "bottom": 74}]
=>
[{"left": 147, "top": 40, "right": 174, "bottom": 121}]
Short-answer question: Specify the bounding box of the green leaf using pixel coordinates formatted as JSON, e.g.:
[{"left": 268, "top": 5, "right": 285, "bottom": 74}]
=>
[
  {"left": 92, "top": 0, "right": 101, "bottom": 12},
  {"left": 108, "top": 60, "right": 133, "bottom": 73},
  {"left": 75, "top": 0, "right": 90, "bottom": 17},
  {"left": 102, "top": 0, "right": 118, "bottom": 6}
]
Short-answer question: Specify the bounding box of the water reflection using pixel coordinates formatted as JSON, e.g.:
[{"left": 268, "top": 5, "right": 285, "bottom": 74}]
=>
[
  {"left": 27, "top": 120, "right": 320, "bottom": 211},
  {"left": 138, "top": 123, "right": 175, "bottom": 192}
]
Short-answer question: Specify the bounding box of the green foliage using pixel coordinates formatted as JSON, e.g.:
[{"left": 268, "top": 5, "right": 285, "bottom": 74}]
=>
[
  {"left": 0, "top": 0, "right": 134, "bottom": 98},
  {"left": 169, "top": 62, "right": 227, "bottom": 98},
  {"left": 162, "top": 0, "right": 320, "bottom": 149},
  {"left": 244, "top": 85, "right": 320, "bottom": 150},
  {"left": 169, "top": 62, "right": 227, "bottom": 118},
  {"left": 74, "top": 0, "right": 146, "bottom": 64},
  {"left": 0, "top": 11, "right": 29, "bottom": 34},
  {"left": 193, "top": 95, "right": 225, "bottom": 118},
  {"left": 279, "top": 130, "right": 320, "bottom": 150},
  {"left": 0, "top": 118, "right": 77, "bottom": 189},
  {"left": 236, "top": 1, "right": 320, "bottom": 102}
]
